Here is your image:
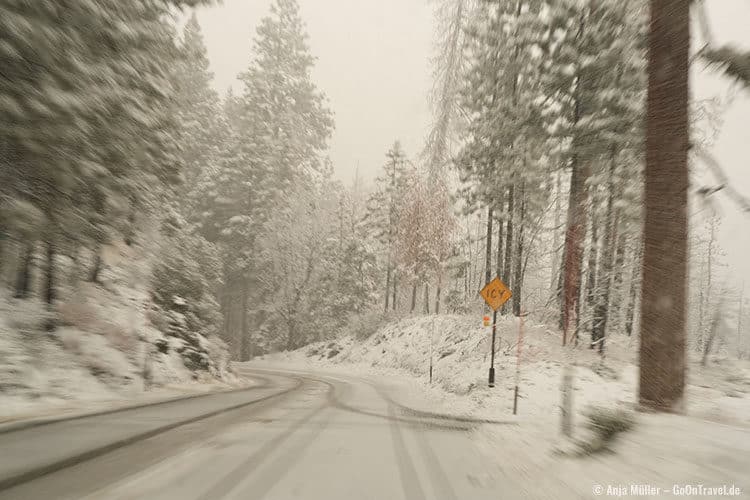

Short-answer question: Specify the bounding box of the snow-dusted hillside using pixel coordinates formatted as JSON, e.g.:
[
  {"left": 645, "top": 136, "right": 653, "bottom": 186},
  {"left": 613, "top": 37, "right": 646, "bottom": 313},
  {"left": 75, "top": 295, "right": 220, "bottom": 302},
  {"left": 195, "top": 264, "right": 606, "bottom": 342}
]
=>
[
  {"left": 0, "top": 240, "right": 238, "bottom": 422},
  {"left": 264, "top": 314, "right": 750, "bottom": 432}
]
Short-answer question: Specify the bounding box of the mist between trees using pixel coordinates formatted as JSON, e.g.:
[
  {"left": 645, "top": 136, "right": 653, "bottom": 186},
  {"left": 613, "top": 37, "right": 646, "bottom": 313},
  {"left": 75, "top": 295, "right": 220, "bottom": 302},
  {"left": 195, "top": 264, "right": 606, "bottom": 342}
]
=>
[{"left": 1, "top": 0, "right": 749, "bottom": 408}]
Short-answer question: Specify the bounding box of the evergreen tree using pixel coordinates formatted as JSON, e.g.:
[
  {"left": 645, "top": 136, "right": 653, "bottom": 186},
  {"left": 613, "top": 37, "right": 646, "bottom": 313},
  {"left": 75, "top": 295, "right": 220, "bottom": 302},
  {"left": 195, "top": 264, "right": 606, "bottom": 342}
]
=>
[
  {"left": 365, "top": 141, "right": 411, "bottom": 311},
  {"left": 174, "top": 13, "right": 221, "bottom": 191},
  {"left": 202, "top": 0, "right": 334, "bottom": 357},
  {"left": 0, "top": 0, "right": 200, "bottom": 306}
]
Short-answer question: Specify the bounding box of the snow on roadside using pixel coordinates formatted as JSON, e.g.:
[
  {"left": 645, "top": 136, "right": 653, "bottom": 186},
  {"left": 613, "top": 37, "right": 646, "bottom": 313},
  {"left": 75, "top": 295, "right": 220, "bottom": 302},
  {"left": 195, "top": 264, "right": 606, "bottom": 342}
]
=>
[
  {"left": 257, "top": 313, "right": 750, "bottom": 495},
  {"left": 263, "top": 314, "right": 750, "bottom": 427},
  {"left": 250, "top": 316, "right": 750, "bottom": 500}
]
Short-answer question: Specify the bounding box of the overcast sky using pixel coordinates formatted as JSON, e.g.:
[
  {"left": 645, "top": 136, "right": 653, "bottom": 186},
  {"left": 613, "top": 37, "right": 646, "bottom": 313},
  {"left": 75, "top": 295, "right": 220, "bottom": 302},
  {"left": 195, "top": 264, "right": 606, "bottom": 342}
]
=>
[
  {"left": 194, "top": 0, "right": 433, "bottom": 184},
  {"left": 194, "top": 0, "right": 750, "bottom": 293}
]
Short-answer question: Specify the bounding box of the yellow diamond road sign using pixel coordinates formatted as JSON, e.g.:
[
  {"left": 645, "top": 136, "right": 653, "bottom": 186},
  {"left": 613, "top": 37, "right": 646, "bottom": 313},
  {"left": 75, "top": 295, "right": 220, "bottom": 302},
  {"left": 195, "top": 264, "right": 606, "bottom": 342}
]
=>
[{"left": 479, "top": 277, "right": 512, "bottom": 311}]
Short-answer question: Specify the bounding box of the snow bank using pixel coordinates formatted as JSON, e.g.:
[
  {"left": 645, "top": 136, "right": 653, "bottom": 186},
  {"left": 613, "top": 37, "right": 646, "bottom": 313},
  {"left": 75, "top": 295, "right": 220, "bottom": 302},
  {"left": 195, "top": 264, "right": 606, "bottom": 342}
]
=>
[
  {"left": 263, "top": 313, "right": 750, "bottom": 435},
  {"left": 257, "top": 313, "right": 750, "bottom": 495}
]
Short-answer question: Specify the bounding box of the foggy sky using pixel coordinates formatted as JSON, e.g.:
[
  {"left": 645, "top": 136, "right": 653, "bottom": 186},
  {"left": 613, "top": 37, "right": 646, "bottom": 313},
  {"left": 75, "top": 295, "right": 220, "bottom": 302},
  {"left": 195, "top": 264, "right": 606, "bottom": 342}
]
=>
[
  {"left": 195, "top": 0, "right": 750, "bottom": 294},
  {"left": 195, "top": 0, "right": 434, "bottom": 185}
]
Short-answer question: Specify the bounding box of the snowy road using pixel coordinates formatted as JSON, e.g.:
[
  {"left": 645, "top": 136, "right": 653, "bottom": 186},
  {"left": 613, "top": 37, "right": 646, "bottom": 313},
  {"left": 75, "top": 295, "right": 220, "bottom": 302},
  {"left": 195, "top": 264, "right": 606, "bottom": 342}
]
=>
[{"left": 0, "top": 367, "right": 512, "bottom": 500}]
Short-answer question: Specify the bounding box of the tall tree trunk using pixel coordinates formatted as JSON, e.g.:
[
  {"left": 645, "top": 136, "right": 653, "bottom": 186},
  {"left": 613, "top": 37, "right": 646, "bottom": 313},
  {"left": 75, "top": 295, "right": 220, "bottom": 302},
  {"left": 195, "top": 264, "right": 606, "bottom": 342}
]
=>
[
  {"left": 584, "top": 208, "right": 599, "bottom": 321},
  {"left": 592, "top": 153, "right": 618, "bottom": 353},
  {"left": 124, "top": 193, "right": 137, "bottom": 246},
  {"left": 502, "top": 184, "right": 515, "bottom": 314},
  {"left": 384, "top": 263, "right": 392, "bottom": 311},
  {"left": 496, "top": 195, "right": 505, "bottom": 279},
  {"left": 611, "top": 230, "right": 627, "bottom": 333},
  {"left": 484, "top": 207, "right": 494, "bottom": 284},
  {"left": 392, "top": 271, "right": 397, "bottom": 311},
  {"left": 556, "top": 255, "right": 565, "bottom": 330},
  {"left": 435, "top": 272, "right": 442, "bottom": 314},
  {"left": 512, "top": 182, "right": 525, "bottom": 316},
  {"left": 550, "top": 171, "right": 563, "bottom": 293},
  {"left": 286, "top": 316, "right": 296, "bottom": 352},
  {"left": 45, "top": 238, "right": 55, "bottom": 306},
  {"left": 89, "top": 246, "right": 102, "bottom": 283},
  {"left": 424, "top": 282, "right": 430, "bottom": 314},
  {"left": 411, "top": 283, "right": 418, "bottom": 312},
  {"left": 639, "top": 0, "right": 689, "bottom": 412},
  {"left": 561, "top": 15, "right": 590, "bottom": 345},
  {"left": 240, "top": 277, "right": 250, "bottom": 361},
  {"left": 220, "top": 283, "right": 230, "bottom": 345},
  {"left": 0, "top": 226, "right": 6, "bottom": 283},
  {"left": 561, "top": 159, "right": 590, "bottom": 345},
  {"left": 14, "top": 242, "right": 33, "bottom": 299}
]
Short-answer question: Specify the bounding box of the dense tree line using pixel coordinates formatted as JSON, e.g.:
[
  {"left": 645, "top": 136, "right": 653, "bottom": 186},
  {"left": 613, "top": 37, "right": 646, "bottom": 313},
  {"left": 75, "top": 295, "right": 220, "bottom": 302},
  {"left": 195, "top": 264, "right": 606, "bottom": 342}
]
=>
[{"left": 0, "top": 0, "right": 380, "bottom": 363}]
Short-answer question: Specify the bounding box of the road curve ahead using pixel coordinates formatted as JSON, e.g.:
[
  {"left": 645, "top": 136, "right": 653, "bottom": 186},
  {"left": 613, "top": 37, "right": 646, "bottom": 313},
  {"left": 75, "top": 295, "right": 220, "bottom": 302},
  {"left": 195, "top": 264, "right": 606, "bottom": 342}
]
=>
[{"left": 0, "top": 367, "right": 510, "bottom": 500}]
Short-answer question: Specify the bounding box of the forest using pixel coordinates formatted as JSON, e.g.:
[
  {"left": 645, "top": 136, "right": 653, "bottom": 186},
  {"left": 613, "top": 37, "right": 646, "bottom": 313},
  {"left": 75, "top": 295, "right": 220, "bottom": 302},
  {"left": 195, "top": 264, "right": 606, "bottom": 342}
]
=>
[{"left": 1, "top": 0, "right": 749, "bottom": 412}]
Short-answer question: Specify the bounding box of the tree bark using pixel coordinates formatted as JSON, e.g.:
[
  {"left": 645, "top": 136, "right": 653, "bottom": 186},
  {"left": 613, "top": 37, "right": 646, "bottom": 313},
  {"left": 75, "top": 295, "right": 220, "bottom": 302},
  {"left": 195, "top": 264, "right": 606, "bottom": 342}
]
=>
[
  {"left": 484, "top": 206, "right": 494, "bottom": 284},
  {"left": 424, "top": 282, "right": 430, "bottom": 314},
  {"left": 384, "top": 263, "right": 391, "bottom": 311},
  {"left": 435, "top": 272, "right": 442, "bottom": 314},
  {"left": 14, "top": 242, "right": 33, "bottom": 299},
  {"left": 240, "top": 277, "right": 250, "bottom": 361},
  {"left": 561, "top": 160, "right": 590, "bottom": 345},
  {"left": 496, "top": 195, "right": 505, "bottom": 279},
  {"left": 411, "top": 282, "right": 418, "bottom": 312},
  {"left": 502, "top": 184, "right": 515, "bottom": 314},
  {"left": 124, "top": 193, "right": 137, "bottom": 246},
  {"left": 611, "top": 230, "right": 627, "bottom": 333},
  {"left": 592, "top": 153, "right": 618, "bottom": 353},
  {"left": 639, "top": 0, "right": 689, "bottom": 412},
  {"left": 561, "top": 15, "right": 591, "bottom": 345},
  {"left": 392, "top": 271, "right": 397, "bottom": 311},
  {"left": 550, "top": 171, "right": 563, "bottom": 293},
  {"left": 585, "top": 207, "right": 599, "bottom": 321},
  {"left": 89, "top": 247, "right": 102, "bottom": 283},
  {"left": 512, "top": 182, "right": 525, "bottom": 316},
  {"left": 44, "top": 238, "right": 55, "bottom": 306}
]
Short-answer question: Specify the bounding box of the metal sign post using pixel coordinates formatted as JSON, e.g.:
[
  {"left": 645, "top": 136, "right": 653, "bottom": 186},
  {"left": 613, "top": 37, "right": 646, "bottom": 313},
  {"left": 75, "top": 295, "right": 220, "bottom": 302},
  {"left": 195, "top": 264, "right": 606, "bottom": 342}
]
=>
[{"left": 479, "top": 277, "right": 512, "bottom": 388}]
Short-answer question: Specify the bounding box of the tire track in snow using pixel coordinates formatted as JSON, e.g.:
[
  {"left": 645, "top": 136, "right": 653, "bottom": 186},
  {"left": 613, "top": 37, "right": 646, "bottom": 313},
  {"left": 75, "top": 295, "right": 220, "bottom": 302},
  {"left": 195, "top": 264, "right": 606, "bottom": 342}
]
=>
[
  {"left": 195, "top": 378, "right": 334, "bottom": 500},
  {"left": 387, "top": 401, "right": 427, "bottom": 500}
]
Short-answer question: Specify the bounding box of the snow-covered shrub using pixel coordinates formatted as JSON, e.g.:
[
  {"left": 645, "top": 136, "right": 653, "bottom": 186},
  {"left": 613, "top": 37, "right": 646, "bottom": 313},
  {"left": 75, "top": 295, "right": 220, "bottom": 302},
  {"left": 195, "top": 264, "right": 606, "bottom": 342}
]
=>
[
  {"left": 151, "top": 227, "right": 222, "bottom": 339},
  {"left": 149, "top": 217, "right": 229, "bottom": 375},
  {"left": 578, "top": 406, "right": 635, "bottom": 455}
]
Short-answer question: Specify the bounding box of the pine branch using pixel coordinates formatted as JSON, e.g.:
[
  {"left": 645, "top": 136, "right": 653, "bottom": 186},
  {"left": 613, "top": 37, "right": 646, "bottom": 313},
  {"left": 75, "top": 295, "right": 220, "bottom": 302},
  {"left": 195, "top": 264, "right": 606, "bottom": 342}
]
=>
[
  {"left": 694, "top": 147, "right": 750, "bottom": 213},
  {"left": 701, "top": 46, "right": 750, "bottom": 89},
  {"left": 695, "top": 0, "right": 750, "bottom": 89}
]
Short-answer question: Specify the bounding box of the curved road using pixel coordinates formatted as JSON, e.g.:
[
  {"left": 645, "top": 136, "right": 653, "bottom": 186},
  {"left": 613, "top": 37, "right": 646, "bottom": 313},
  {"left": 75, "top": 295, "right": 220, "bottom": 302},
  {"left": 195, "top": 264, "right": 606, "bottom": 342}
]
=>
[{"left": 0, "top": 367, "right": 510, "bottom": 500}]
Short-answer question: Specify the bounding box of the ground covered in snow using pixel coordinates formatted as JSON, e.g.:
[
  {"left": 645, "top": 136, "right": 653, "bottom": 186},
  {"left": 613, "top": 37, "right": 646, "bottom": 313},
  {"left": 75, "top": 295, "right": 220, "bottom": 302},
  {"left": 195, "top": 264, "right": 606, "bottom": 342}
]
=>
[
  {"left": 258, "top": 314, "right": 750, "bottom": 497},
  {"left": 0, "top": 242, "right": 241, "bottom": 423},
  {"left": 263, "top": 314, "right": 750, "bottom": 428}
]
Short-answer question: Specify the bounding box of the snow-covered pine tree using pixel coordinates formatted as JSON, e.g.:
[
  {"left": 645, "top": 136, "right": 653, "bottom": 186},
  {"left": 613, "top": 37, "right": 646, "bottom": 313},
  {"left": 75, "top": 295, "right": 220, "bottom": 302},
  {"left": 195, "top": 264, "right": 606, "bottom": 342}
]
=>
[
  {"left": 542, "top": 0, "right": 646, "bottom": 341},
  {"left": 174, "top": 13, "right": 222, "bottom": 193},
  {"left": 202, "top": 0, "right": 333, "bottom": 358},
  {"left": 0, "top": 0, "right": 200, "bottom": 307},
  {"left": 364, "top": 141, "right": 411, "bottom": 312},
  {"left": 457, "top": 0, "right": 550, "bottom": 315}
]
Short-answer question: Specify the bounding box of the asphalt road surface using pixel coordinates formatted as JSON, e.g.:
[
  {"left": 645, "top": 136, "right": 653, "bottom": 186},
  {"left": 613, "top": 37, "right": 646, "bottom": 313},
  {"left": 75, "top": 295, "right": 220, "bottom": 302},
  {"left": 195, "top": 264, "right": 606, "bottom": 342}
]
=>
[{"left": 0, "top": 367, "right": 511, "bottom": 500}]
